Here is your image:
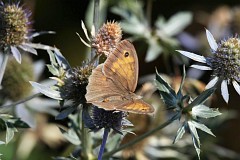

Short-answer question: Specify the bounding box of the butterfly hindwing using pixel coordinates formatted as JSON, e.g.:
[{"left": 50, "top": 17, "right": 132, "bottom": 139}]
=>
[{"left": 116, "top": 99, "right": 154, "bottom": 114}]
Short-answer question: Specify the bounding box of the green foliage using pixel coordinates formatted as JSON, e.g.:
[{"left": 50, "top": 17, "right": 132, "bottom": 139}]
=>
[{"left": 0, "top": 114, "right": 29, "bottom": 144}]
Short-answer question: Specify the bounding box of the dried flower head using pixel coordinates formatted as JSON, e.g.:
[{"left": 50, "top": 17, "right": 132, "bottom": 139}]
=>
[
  {"left": 0, "top": 54, "right": 34, "bottom": 101},
  {"left": 92, "top": 21, "right": 122, "bottom": 56},
  {"left": 0, "top": 1, "right": 54, "bottom": 63},
  {"left": 177, "top": 29, "right": 240, "bottom": 103}
]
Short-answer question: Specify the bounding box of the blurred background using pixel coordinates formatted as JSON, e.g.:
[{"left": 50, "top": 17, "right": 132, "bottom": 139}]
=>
[{"left": 1, "top": 0, "right": 240, "bottom": 159}]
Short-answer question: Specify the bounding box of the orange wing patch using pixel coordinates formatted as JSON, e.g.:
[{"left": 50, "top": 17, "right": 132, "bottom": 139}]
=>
[{"left": 117, "top": 100, "right": 154, "bottom": 114}]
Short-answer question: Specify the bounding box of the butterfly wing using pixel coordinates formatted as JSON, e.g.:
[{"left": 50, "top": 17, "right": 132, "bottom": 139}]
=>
[
  {"left": 86, "top": 40, "right": 154, "bottom": 114},
  {"left": 102, "top": 40, "right": 138, "bottom": 93},
  {"left": 115, "top": 99, "right": 154, "bottom": 114},
  {"left": 85, "top": 64, "right": 126, "bottom": 110}
]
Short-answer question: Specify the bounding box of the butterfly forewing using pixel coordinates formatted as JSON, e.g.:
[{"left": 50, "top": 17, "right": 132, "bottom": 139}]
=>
[{"left": 103, "top": 40, "right": 139, "bottom": 93}]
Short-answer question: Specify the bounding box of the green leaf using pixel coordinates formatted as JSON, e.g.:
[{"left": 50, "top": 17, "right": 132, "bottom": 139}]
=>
[
  {"left": 47, "top": 50, "right": 58, "bottom": 66},
  {"left": 190, "top": 120, "right": 215, "bottom": 137},
  {"left": 5, "top": 122, "right": 17, "bottom": 144},
  {"left": 155, "top": 70, "right": 177, "bottom": 107},
  {"left": 192, "top": 105, "right": 222, "bottom": 119},
  {"left": 47, "top": 64, "right": 59, "bottom": 76},
  {"left": 59, "top": 128, "right": 80, "bottom": 145},
  {"left": 30, "top": 81, "right": 62, "bottom": 100},
  {"left": 173, "top": 123, "right": 186, "bottom": 144},
  {"left": 185, "top": 87, "right": 216, "bottom": 110}
]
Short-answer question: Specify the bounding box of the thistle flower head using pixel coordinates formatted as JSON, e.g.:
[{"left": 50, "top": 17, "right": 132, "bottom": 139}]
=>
[
  {"left": 92, "top": 21, "right": 122, "bottom": 56},
  {"left": 177, "top": 29, "right": 240, "bottom": 103},
  {"left": 59, "top": 63, "right": 95, "bottom": 105},
  {"left": 0, "top": 2, "right": 29, "bottom": 48},
  {"left": 207, "top": 37, "right": 240, "bottom": 82},
  {"left": 89, "top": 106, "right": 128, "bottom": 133},
  {"left": 0, "top": 1, "right": 54, "bottom": 63}
]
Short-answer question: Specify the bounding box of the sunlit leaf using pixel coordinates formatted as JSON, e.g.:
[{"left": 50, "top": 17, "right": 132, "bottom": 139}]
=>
[
  {"left": 205, "top": 77, "right": 219, "bottom": 89},
  {"left": 30, "top": 81, "right": 62, "bottom": 100},
  {"left": 47, "top": 65, "right": 59, "bottom": 76},
  {"left": 176, "top": 50, "right": 206, "bottom": 63},
  {"left": 190, "top": 120, "right": 215, "bottom": 137},
  {"left": 188, "top": 121, "right": 201, "bottom": 159},
  {"left": 5, "top": 122, "right": 17, "bottom": 144},
  {"left": 192, "top": 105, "right": 221, "bottom": 119},
  {"left": 221, "top": 80, "right": 229, "bottom": 103},
  {"left": 206, "top": 29, "right": 218, "bottom": 51}
]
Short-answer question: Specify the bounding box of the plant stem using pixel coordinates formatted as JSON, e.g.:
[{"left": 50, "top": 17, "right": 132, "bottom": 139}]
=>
[
  {"left": 0, "top": 93, "right": 42, "bottom": 108},
  {"left": 102, "top": 115, "right": 178, "bottom": 158},
  {"left": 0, "top": 53, "right": 9, "bottom": 86},
  {"left": 91, "top": 0, "right": 100, "bottom": 66},
  {"left": 146, "top": 0, "right": 152, "bottom": 25},
  {"left": 98, "top": 128, "right": 110, "bottom": 160},
  {"left": 81, "top": 106, "right": 93, "bottom": 160}
]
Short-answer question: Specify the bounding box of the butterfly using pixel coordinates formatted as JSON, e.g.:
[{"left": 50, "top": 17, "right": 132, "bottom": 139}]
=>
[{"left": 85, "top": 40, "right": 154, "bottom": 114}]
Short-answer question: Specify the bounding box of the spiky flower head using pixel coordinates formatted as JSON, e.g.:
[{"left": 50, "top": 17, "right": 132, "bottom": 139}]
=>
[
  {"left": 0, "top": 54, "right": 34, "bottom": 101},
  {"left": 0, "top": 1, "right": 29, "bottom": 48},
  {"left": 88, "top": 106, "right": 128, "bottom": 133},
  {"left": 206, "top": 37, "right": 240, "bottom": 82},
  {"left": 177, "top": 29, "right": 240, "bottom": 103},
  {"left": 59, "top": 63, "right": 95, "bottom": 106},
  {"left": 92, "top": 21, "right": 122, "bottom": 56},
  {"left": 0, "top": 1, "right": 54, "bottom": 63}
]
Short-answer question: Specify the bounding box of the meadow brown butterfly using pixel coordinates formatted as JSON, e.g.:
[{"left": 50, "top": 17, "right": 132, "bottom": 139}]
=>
[{"left": 85, "top": 40, "right": 154, "bottom": 114}]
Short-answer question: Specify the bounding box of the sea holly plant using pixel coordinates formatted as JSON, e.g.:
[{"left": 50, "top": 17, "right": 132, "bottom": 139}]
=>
[
  {"left": 0, "top": 1, "right": 54, "bottom": 86},
  {"left": 177, "top": 29, "right": 240, "bottom": 103},
  {"left": 155, "top": 66, "right": 222, "bottom": 159},
  {"left": 30, "top": 49, "right": 95, "bottom": 120}
]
